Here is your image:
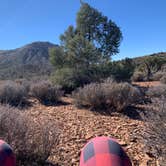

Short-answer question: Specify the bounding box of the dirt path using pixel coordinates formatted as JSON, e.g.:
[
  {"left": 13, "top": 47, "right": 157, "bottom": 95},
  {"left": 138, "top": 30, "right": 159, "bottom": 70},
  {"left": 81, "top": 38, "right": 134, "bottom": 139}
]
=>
[
  {"left": 26, "top": 98, "right": 156, "bottom": 166},
  {"left": 132, "top": 81, "right": 161, "bottom": 88}
]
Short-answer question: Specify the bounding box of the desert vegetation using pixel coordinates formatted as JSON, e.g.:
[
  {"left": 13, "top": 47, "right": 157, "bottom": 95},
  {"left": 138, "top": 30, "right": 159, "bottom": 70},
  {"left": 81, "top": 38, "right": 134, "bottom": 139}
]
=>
[
  {"left": 0, "top": 105, "right": 60, "bottom": 165},
  {"left": 30, "top": 80, "right": 63, "bottom": 105},
  {"left": 0, "top": 1, "right": 165, "bottom": 166},
  {"left": 142, "top": 97, "right": 166, "bottom": 166},
  {"left": 146, "top": 84, "right": 166, "bottom": 98},
  {"left": 73, "top": 80, "right": 141, "bottom": 112},
  {"left": 0, "top": 81, "right": 28, "bottom": 106}
]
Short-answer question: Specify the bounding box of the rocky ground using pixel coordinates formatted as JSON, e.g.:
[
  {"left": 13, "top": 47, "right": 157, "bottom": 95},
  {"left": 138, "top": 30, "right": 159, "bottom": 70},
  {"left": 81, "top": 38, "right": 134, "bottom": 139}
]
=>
[{"left": 26, "top": 95, "right": 157, "bottom": 166}]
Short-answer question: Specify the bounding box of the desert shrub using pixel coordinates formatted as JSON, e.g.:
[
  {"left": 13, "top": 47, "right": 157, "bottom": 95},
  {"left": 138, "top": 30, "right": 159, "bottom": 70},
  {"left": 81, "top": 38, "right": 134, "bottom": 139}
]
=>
[
  {"left": 160, "top": 73, "right": 166, "bottom": 84},
  {"left": 73, "top": 81, "right": 141, "bottom": 112},
  {"left": 131, "top": 71, "right": 145, "bottom": 82},
  {"left": 152, "top": 71, "right": 165, "bottom": 81},
  {"left": 135, "top": 56, "right": 166, "bottom": 81},
  {"left": 0, "top": 81, "right": 28, "bottom": 106},
  {"left": 21, "top": 81, "right": 31, "bottom": 93},
  {"left": 161, "top": 64, "right": 166, "bottom": 72},
  {"left": 73, "top": 83, "right": 107, "bottom": 110},
  {"left": 103, "top": 77, "right": 115, "bottom": 84},
  {"left": 146, "top": 84, "right": 166, "bottom": 98},
  {"left": 105, "top": 82, "right": 141, "bottom": 112},
  {"left": 30, "top": 80, "right": 63, "bottom": 104},
  {"left": 0, "top": 105, "right": 60, "bottom": 165},
  {"left": 15, "top": 79, "right": 31, "bottom": 93},
  {"left": 142, "top": 98, "right": 166, "bottom": 165}
]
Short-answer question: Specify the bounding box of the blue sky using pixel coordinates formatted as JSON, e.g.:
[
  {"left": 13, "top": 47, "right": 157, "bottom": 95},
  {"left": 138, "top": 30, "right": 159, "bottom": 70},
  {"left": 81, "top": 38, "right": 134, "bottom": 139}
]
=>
[{"left": 0, "top": 0, "right": 166, "bottom": 60}]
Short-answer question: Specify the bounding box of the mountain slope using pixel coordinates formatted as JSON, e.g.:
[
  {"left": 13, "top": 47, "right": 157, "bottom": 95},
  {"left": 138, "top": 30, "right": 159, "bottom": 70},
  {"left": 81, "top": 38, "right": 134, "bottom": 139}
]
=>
[
  {"left": 0, "top": 42, "right": 57, "bottom": 79},
  {"left": 0, "top": 42, "right": 56, "bottom": 67}
]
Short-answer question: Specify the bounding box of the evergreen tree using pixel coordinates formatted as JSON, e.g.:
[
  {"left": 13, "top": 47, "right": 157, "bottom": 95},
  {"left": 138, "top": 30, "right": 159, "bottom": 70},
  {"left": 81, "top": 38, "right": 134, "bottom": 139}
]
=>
[
  {"left": 49, "top": 2, "right": 123, "bottom": 91},
  {"left": 77, "top": 3, "right": 122, "bottom": 59}
]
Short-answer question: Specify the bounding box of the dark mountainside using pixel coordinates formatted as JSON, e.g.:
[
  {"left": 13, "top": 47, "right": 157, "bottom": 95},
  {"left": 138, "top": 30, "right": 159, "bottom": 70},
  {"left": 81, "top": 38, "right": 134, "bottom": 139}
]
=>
[{"left": 0, "top": 42, "right": 57, "bottom": 79}]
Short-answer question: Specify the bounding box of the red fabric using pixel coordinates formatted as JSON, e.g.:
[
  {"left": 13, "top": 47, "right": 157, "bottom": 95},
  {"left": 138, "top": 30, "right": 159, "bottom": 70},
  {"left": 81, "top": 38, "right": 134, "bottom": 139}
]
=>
[
  {"left": 80, "top": 137, "right": 132, "bottom": 166},
  {"left": 83, "top": 156, "right": 96, "bottom": 166},
  {"left": 93, "top": 137, "right": 110, "bottom": 154},
  {"left": 0, "top": 140, "right": 16, "bottom": 166}
]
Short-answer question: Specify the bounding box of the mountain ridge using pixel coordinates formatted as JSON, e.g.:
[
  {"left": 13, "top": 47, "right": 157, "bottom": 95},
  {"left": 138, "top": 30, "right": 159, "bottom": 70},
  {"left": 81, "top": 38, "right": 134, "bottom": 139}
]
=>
[{"left": 0, "top": 41, "right": 58, "bottom": 79}]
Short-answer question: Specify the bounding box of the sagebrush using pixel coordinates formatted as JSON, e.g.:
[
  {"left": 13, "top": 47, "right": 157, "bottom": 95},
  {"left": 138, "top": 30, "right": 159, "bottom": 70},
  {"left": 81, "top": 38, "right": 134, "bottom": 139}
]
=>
[
  {"left": 73, "top": 80, "right": 141, "bottom": 112},
  {"left": 146, "top": 84, "right": 166, "bottom": 98},
  {"left": 30, "top": 80, "right": 63, "bottom": 104},
  {"left": 160, "top": 73, "right": 166, "bottom": 84},
  {"left": 142, "top": 98, "right": 166, "bottom": 165},
  {"left": 0, "top": 105, "right": 60, "bottom": 165},
  {"left": 0, "top": 81, "right": 28, "bottom": 106},
  {"left": 152, "top": 71, "right": 165, "bottom": 81}
]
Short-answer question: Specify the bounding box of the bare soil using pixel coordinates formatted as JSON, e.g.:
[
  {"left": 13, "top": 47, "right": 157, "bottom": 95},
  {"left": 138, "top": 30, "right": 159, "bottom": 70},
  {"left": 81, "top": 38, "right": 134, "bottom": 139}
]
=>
[
  {"left": 132, "top": 81, "right": 161, "bottom": 88},
  {"left": 26, "top": 97, "right": 157, "bottom": 166}
]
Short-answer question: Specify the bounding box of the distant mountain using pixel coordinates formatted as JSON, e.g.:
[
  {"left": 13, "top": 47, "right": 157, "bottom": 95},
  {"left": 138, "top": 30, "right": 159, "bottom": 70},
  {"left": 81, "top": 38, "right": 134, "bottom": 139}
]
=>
[
  {"left": 0, "top": 42, "right": 57, "bottom": 67},
  {"left": 0, "top": 42, "right": 58, "bottom": 79}
]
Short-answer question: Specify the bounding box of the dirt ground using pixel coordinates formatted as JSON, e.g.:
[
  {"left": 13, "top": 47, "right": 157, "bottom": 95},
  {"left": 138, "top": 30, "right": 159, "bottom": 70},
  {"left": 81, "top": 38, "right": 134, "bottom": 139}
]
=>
[
  {"left": 132, "top": 81, "right": 161, "bottom": 88},
  {"left": 26, "top": 96, "right": 158, "bottom": 166}
]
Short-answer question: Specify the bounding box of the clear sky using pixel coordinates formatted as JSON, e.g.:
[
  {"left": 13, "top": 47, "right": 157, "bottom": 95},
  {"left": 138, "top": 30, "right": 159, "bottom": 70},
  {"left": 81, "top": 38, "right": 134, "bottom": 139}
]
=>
[{"left": 0, "top": 0, "right": 166, "bottom": 60}]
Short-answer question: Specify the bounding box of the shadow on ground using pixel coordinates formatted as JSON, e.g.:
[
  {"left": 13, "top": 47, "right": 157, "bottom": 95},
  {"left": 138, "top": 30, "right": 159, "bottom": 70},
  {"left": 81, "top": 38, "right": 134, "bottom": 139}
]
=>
[
  {"left": 40, "top": 100, "right": 71, "bottom": 106},
  {"left": 17, "top": 160, "right": 60, "bottom": 166},
  {"left": 122, "top": 106, "right": 147, "bottom": 121},
  {"left": 87, "top": 105, "right": 147, "bottom": 121}
]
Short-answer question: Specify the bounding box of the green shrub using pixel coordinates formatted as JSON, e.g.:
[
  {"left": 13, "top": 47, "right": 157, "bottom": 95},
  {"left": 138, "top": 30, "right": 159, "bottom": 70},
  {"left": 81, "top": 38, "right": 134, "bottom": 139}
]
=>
[
  {"left": 0, "top": 105, "right": 60, "bottom": 165},
  {"left": 0, "top": 81, "right": 28, "bottom": 106},
  {"left": 30, "top": 80, "right": 63, "bottom": 104},
  {"left": 73, "top": 81, "right": 141, "bottom": 112},
  {"left": 51, "top": 67, "right": 100, "bottom": 93},
  {"left": 51, "top": 68, "right": 78, "bottom": 93},
  {"left": 110, "top": 58, "right": 135, "bottom": 81}
]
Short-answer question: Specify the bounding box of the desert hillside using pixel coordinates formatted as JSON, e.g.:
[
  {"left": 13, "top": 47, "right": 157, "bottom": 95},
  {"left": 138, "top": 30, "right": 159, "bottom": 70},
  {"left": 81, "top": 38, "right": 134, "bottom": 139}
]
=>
[{"left": 0, "top": 42, "right": 57, "bottom": 79}]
